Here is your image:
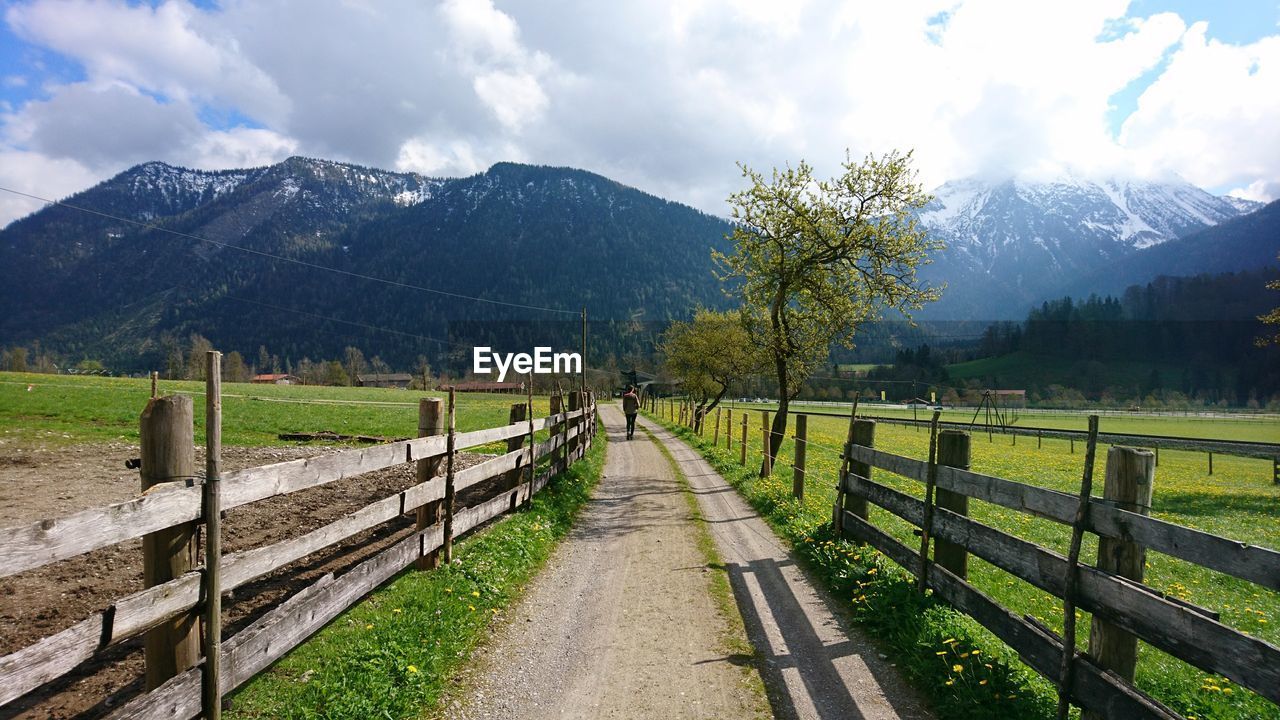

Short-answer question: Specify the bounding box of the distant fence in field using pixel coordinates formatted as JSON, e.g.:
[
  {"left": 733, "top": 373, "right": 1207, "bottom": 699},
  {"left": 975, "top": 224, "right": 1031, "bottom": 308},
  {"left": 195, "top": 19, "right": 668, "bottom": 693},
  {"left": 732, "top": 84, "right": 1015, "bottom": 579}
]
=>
[
  {"left": 0, "top": 352, "right": 598, "bottom": 718},
  {"left": 655, "top": 397, "right": 1280, "bottom": 719}
]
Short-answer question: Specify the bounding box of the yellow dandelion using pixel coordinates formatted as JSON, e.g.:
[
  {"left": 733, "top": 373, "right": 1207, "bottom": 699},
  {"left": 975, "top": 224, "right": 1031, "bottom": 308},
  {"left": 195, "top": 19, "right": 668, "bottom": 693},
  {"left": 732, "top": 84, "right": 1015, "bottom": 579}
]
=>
[
  {"left": 468, "top": 605, "right": 476, "bottom": 611},
  {"left": 471, "top": 590, "right": 481, "bottom": 598},
  {"left": 952, "top": 664, "right": 963, "bottom": 673},
  {"left": 392, "top": 608, "right": 402, "bottom": 614},
  {"left": 979, "top": 679, "right": 987, "bottom": 686},
  {"left": 945, "top": 679, "right": 955, "bottom": 686},
  {"left": 407, "top": 665, "right": 419, "bottom": 674},
  {"left": 935, "top": 651, "right": 947, "bottom": 656},
  {"left": 365, "top": 623, "right": 374, "bottom": 630}
]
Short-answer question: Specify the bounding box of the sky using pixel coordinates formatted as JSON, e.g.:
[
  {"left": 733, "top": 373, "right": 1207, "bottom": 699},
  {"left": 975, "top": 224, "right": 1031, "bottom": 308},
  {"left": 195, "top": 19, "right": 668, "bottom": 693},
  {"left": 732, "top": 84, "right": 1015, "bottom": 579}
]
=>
[{"left": 0, "top": 0, "right": 1277, "bottom": 226}]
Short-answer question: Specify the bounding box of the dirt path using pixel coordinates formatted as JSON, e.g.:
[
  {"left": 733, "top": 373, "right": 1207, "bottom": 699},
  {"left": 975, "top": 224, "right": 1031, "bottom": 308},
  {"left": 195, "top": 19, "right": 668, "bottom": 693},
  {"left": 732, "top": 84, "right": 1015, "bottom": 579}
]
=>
[
  {"left": 447, "top": 405, "right": 765, "bottom": 719},
  {"left": 452, "top": 407, "right": 933, "bottom": 720},
  {"left": 639, "top": 415, "right": 933, "bottom": 720}
]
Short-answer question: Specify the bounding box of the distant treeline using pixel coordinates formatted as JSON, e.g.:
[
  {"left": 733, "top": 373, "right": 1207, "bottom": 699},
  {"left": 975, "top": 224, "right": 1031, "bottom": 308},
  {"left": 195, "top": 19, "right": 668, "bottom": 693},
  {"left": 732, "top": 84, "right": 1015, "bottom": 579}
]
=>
[{"left": 868, "top": 270, "right": 1280, "bottom": 408}]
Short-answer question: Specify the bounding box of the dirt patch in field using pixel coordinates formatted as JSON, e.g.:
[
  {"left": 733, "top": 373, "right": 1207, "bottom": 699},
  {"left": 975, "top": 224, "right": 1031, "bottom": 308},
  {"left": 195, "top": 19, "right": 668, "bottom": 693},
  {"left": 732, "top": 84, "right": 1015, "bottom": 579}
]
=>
[{"left": 0, "top": 440, "right": 501, "bottom": 719}]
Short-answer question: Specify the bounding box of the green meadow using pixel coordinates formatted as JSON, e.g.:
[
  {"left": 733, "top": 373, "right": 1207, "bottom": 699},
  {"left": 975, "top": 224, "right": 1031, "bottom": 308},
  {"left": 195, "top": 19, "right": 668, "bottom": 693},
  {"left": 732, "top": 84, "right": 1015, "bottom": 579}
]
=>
[
  {"left": 653, "top": 405, "right": 1280, "bottom": 720},
  {"left": 723, "top": 399, "right": 1280, "bottom": 444},
  {"left": 0, "top": 371, "right": 555, "bottom": 447}
]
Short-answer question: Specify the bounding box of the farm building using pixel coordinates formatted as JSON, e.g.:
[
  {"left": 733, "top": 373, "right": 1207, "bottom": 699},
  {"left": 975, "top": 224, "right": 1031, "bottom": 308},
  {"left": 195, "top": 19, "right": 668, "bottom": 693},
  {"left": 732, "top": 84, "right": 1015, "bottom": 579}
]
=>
[
  {"left": 356, "top": 373, "right": 414, "bottom": 389},
  {"left": 251, "top": 373, "right": 300, "bottom": 385},
  {"left": 449, "top": 381, "right": 524, "bottom": 393},
  {"left": 992, "top": 389, "right": 1027, "bottom": 407}
]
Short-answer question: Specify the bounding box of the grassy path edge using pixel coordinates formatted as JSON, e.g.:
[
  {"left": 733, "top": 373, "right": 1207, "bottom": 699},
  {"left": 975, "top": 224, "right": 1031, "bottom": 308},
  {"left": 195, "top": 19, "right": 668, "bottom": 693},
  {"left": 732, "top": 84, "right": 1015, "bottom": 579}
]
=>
[
  {"left": 643, "top": 410, "right": 1059, "bottom": 720},
  {"left": 225, "top": 435, "right": 607, "bottom": 719}
]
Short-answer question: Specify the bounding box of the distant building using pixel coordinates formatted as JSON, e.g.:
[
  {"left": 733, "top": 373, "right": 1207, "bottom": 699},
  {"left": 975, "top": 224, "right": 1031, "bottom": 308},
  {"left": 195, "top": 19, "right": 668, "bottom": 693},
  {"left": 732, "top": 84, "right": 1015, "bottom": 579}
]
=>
[
  {"left": 252, "top": 373, "right": 300, "bottom": 385},
  {"left": 449, "top": 381, "right": 524, "bottom": 393},
  {"left": 356, "top": 373, "right": 414, "bottom": 389},
  {"left": 991, "top": 389, "right": 1027, "bottom": 408}
]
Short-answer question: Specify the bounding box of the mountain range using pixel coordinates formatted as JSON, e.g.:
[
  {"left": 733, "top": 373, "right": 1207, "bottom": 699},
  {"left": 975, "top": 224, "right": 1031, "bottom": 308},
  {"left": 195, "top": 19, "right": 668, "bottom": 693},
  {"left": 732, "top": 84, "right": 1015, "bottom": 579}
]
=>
[
  {"left": 0, "top": 156, "right": 1274, "bottom": 370},
  {"left": 0, "top": 157, "right": 732, "bottom": 369},
  {"left": 915, "top": 174, "right": 1267, "bottom": 319}
]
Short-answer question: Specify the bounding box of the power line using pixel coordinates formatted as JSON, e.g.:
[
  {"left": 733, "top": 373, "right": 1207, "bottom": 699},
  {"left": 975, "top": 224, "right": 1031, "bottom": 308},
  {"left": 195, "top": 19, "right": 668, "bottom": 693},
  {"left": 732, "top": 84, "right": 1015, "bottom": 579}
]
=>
[
  {"left": 0, "top": 185, "right": 579, "bottom": 315},
  {"left": 222, "top": 295, "right": 470, "bottom": 350}
]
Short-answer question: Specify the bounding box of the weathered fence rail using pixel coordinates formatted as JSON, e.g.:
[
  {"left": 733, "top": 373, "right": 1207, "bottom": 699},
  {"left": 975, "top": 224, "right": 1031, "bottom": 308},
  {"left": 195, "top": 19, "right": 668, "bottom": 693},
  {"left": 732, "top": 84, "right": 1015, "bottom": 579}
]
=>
[
  {"left": 833, "top": 417, "right": 1280, "bottom": 719},
  {"left": 765, "top": 406, "right": 1280, "bottom": 461},
  {"left": 0, "top": 359, "right": 598, "bottom": 716}
]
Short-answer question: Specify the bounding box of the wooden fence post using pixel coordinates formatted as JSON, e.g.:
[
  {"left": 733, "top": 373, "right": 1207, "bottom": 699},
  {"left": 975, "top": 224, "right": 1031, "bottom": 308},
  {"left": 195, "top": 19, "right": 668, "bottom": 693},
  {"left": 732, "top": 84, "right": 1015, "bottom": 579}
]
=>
[
  {"left": 524, "top": 376, "right": 535, "bottom": 506},
  {"left": 740, "top": 415, "right": 748, "bottom": 466},
  {"left": 761, "top": 410, "right": 772, "bottom": 475},
  {"left": 550, "top": 394, "right": 564, "bottom": 474},
  {"left": 792, "top": 414, "right": 806, "bottom": 500},
  {"left": 1208, "top": 451, "right": 1214, "bottom": 475},
  {"left": 725, "top": 407, "right": 733, "bottom": 449},
  {"left": 415, "top": 398, "right": 445, "bottom": 570},
  {"left": 569, "top": 391, "right": 582, "bottom": 461},
  {"left": 714, "top": 407, "right": 721, "bottom": 445},
  {"left": 139, "top": 394, "right": 200, "bottom": 689},
  {"left": 842, "top": 419, "right": 875, "bottom": 529},
  {"left": 934, "top": 430, "right": 971, "bottom": 579},
  {"left": 504, "top": 402, "right": 527, "bottom": 491},
  {"left": 202, "top": 351, "right": 223, "bottom": 720},
  {"left": 442, "top": 388, "right": 457, "bottom": 564},
  {"left": 1086, "top": 446, "right": 1156, "bottom": 698},
  {"left": 1274, "top": 456, "right": 1279, "bottom": 485}
]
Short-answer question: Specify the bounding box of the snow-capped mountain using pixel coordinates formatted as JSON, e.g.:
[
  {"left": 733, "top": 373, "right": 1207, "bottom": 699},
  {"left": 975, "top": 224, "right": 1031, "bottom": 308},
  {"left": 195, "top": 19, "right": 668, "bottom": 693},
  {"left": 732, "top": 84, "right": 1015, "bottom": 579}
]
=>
[
  {"left": 0, "top": 158, "right": 734, "bottom": 368},
  {"left": 917, "top": 174, "right": 1264, "bottom": 319}
]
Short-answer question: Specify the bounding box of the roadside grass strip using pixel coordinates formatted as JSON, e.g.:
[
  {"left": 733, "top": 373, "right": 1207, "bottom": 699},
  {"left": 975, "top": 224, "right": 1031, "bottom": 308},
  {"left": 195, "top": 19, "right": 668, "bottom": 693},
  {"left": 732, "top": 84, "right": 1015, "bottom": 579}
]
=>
[
  {"left": 645, "top": 409, "right": 1280, "bottom": 720},
  {"left": 224, "top": 435, "right": 606, "bottom": 719}
]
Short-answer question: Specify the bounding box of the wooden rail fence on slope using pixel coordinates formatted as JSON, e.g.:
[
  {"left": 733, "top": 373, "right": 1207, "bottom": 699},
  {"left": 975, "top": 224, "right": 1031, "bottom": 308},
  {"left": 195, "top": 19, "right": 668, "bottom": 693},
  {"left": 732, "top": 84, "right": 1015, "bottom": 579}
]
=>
[
  {"left": 831, "top": 418, "right": 1280, "bottom": 719},
  {"left": 0, "top": 361, "right": 598, "bottom": 718}
]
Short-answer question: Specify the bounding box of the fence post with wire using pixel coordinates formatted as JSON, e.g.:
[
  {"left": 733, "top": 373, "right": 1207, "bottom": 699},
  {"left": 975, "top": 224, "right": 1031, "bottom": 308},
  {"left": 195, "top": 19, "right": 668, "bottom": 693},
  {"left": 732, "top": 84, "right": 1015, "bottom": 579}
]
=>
[{"left": 792, "top": 414, "right": 806, "bottom": 500}]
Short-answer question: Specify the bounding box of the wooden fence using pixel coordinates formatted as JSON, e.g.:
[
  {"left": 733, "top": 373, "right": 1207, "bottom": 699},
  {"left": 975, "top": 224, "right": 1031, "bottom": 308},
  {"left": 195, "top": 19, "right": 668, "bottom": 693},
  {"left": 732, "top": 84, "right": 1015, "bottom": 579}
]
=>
[
  {"left": 652, "top": 397, "right": 1280, "bottom": 716},
  {"left": 0, "top": 352, "right": 598, "bottom": 718},
  {"left": 829, "top": 415, "right": 1280, "bottom": 720}
]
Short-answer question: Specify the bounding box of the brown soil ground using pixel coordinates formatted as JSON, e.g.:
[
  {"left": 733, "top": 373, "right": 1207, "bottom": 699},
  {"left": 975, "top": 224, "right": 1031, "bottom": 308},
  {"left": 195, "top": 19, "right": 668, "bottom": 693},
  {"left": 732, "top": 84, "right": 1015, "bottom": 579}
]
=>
[{"left": 0, "top": 440, "right": 495, "bottom": 719}]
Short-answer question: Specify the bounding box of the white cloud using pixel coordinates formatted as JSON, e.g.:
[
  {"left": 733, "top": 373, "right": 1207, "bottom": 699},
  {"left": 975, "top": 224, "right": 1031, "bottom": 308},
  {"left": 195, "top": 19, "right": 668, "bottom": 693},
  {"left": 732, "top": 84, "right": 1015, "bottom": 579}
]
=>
[
  {"left": 1120, "top": 25, "right": 1280, "bottom": 192},
  {"left": 6, "top": 0, "right": 290, "bottom": 124},
  {"left": 189, "top": 127, "right": 298, "bottom": 169},
  {"left": 0, "top": 0, "right": 1277, "bottom": 229},
  {"left": 0, "top": 149, "right": 98, "bottom": 225},
  {"left": 473, "top": 70, "right": 548, "bottom": 132}
]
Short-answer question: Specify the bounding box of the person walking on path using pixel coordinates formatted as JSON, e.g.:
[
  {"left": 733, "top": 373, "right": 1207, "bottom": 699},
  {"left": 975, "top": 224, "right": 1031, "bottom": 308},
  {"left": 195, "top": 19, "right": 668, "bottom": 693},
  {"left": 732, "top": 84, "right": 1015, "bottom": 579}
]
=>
[{"left": 622, "top": 385, "right": 640, "bottom": 439}]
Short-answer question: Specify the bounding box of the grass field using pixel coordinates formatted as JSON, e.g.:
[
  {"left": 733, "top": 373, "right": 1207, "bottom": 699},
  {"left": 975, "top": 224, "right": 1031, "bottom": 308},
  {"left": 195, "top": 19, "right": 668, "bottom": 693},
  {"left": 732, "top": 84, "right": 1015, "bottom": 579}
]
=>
[
  {"left": 945, "top": 351, "right": 1198, "bottom": 390},
  {"left": 0, "top": 371, "right": 556, "bottom": 446},
  {"left": 652, "top": 405, "right": 1280, "bottom": 720},
  {"left": 724, "top": 399, "right": 1280, "bottom": 444}
]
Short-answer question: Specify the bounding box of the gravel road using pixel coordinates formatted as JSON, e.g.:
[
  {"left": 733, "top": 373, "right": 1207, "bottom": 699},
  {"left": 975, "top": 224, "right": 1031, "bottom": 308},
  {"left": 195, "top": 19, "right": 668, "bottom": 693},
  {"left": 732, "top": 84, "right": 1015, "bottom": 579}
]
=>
[
  {"left": 640, "top": 415, "right": 934, "bottom": 720},
  {"left": 449, "top": 406, "right": 932, "bottom": 720}
]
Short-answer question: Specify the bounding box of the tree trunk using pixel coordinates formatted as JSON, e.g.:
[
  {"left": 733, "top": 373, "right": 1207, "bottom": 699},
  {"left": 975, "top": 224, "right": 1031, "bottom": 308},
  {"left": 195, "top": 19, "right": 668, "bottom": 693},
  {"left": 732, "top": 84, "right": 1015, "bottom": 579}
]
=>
[
  {"left": 763, "top": 393, "right": 790, "bottom": 476},
  {"left": 703, "top": 386, "right": 729, "bottom": 417}
]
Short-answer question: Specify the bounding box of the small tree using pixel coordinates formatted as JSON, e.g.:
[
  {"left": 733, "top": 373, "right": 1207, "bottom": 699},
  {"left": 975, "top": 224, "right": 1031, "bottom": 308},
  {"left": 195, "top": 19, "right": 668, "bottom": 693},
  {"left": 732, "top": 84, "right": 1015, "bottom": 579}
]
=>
[
  {"left": 186, "top": 334, "right": 214, "bottom": 380},
  {"left": 6, "top": 347, "right": 28, "bottom": 373},
  {"left": 1259, "top": 254, "right": 1280, "bottom": 346},
  {"left": 662, "top": 309, "right": 767, "bottom": 431},
  {"left": 716, "top": 151, "right": 942, "bottom": 474},
  {"left": 224, "top": 351, "right": 249, "bottom": 383},
  {"left": 344, "top": 346, "right": 367, "bottom": 386}
]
